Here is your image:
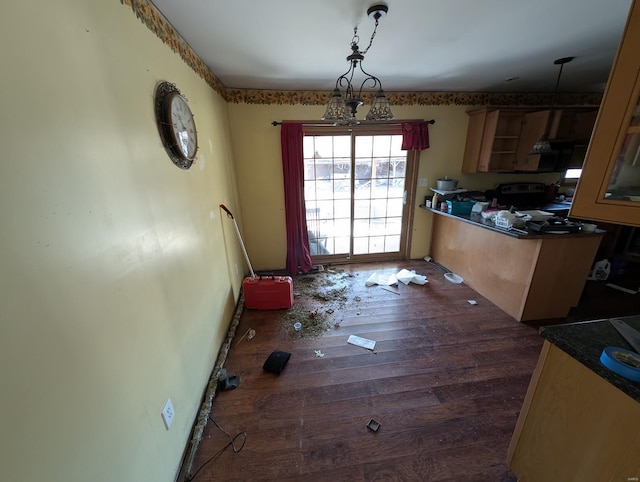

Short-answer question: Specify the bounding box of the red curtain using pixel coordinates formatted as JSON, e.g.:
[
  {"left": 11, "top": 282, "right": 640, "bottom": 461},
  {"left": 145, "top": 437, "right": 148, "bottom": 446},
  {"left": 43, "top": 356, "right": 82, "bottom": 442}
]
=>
[
  {"left": 401, "top": 121, "right": 431, "bottom": 150},
  {"left": 281, "top": 123, "right": 313, "bottom": 275}
]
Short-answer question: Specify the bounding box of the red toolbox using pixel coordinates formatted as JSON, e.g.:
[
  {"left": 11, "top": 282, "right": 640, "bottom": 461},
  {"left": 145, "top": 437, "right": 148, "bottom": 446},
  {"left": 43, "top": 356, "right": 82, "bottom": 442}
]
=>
[
  {"left": 243, "top": 275, "right": 293, "bottom": 310},
  {"left": 220, "top": 204, "right": 294, "bottom": 310}
]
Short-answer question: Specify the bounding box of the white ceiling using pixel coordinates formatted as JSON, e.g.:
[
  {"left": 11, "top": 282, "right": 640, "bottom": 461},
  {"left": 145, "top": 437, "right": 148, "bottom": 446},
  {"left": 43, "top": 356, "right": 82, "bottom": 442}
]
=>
[{"left": 150, "top": 0, "right": 633, "bottom": 93}]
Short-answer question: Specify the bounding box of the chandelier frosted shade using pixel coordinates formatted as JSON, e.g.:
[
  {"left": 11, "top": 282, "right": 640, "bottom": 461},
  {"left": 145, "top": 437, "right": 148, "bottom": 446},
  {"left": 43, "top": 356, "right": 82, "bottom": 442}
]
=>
[
  {"left": 364, "top": 89, "right": 394, "bottom": 121},
  {"left": 322, "top": 89, "right": 348, "bottom": 121},
  {"left": 529, "top": 139, "right": 553, "bottom": 154}
]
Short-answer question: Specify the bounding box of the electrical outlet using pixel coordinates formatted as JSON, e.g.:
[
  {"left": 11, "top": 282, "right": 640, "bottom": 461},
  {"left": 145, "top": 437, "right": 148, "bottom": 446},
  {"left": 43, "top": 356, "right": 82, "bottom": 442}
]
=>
[
  {"left": 418, "top": 177, "right": 428, "bottom": 187},
  {"left": 162, "top": 398, "right": 175, "bottom": 430}
]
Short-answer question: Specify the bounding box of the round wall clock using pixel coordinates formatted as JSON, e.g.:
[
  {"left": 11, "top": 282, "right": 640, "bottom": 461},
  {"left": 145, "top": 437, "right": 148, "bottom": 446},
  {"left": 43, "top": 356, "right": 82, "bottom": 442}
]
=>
[{"left": 154, "top": 81, "right": 198, "bottom": 170}]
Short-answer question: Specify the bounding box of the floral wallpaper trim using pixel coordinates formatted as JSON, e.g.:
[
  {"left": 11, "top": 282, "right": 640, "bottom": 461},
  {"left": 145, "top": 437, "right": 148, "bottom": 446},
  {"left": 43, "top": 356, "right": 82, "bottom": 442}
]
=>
[{"left": 122, "top": 0, "right": 602, "bottom": 108}]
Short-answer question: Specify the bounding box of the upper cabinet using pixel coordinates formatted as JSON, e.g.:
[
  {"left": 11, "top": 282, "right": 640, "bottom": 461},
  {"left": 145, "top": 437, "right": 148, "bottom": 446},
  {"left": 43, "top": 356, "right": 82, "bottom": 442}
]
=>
[
  {"left": 570, "top": 0, "right": 640, "bottom": 227},
  {"left": 462, "top": 107, "right": 597, "bottom": 174}
]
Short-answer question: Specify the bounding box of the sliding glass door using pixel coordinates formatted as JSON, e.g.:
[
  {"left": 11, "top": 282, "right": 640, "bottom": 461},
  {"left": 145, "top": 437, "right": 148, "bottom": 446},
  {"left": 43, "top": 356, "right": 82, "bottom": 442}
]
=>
[{"left": 303, "top": 127, "right": 416, "bottom": 263}]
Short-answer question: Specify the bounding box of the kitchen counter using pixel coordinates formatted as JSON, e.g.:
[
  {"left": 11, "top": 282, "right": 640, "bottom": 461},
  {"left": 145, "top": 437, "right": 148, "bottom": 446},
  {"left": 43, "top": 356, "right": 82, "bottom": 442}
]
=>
[
  {"left": 540, "top": 315, "right": 640, "bottom": 402},
  {"left": 426, "top": 208, "right": 604, "bottom": 321},
  {"left": 421, "top": 205, "right": 605, "bottom": 239},
  {"left": 507, "top": 316, "right": 640, "bottom": 481}
]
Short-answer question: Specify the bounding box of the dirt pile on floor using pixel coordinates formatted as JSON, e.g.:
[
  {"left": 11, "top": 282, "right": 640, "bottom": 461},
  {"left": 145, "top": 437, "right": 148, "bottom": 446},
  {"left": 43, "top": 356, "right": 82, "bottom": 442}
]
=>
[{"left": 280, "top": 270, "right": 353, "bottom": 337}]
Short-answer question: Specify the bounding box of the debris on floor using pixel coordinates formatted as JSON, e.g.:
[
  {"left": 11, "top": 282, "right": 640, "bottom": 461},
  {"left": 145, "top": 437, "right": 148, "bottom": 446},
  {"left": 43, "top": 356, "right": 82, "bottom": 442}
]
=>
[
  {"left": 282, "top": 271, "right": 351, "bottom": 337},
  {"left": 366, "top": 419, "right": 381, "bottom": 432},
  {"left": 314, "top": 350, "right": 325, "bottom": 358},
  {"left": 467, "top": 300, "right": 478, "bottom": 305},
  {"left": 235, "top": 328, "right": 256, "bottom": 346},
  {"left": 606, "top": 283, "right": 638, "bottom": 295},
  {"left": 365, "top": 273, "right": 398, "bottom": 286},
  {"left": 348, "top": 334, "right": 376, "bottom": 351},
  {"left": 381, "top": 285, "right": 401, "bottom": 295},
  {"left": 396, "top": 269, "right": 428, "bottom": 285}
]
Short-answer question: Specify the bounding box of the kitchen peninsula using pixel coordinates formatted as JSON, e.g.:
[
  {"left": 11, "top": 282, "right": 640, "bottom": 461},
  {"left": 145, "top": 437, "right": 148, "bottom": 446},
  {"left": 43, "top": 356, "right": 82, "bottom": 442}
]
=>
[
  {"left": 507, "top": 316, "right": 640, "bottom": 480},
  {"left": 427, "top": 208, "right": 604, "bottom": 322}
]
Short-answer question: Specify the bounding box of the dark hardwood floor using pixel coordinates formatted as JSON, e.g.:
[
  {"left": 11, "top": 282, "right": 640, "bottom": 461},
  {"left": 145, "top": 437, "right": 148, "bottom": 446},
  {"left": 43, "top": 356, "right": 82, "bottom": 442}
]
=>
[{"left": 184, "top": 260, "right": 546, "bottom": 482}]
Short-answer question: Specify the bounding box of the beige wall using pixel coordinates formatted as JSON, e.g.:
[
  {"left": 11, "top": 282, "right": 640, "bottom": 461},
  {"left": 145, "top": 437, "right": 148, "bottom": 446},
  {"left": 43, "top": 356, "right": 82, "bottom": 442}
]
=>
[
  {"left": 228, "top": 103, "right": 561, "bottom": 268},
  {"left": 0, "top": 1, "right": 246, "bottom": 481}
]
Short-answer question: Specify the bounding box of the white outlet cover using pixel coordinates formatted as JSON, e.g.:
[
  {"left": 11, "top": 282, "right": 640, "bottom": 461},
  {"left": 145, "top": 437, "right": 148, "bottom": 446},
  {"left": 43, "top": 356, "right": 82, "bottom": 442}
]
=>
[{"left": 162, "top": 398, "right": 175, "bottom": 430}]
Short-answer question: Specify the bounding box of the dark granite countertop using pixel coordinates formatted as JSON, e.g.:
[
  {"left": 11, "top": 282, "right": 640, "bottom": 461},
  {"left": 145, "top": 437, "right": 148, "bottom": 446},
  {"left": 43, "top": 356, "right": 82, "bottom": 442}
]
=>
[
  {"left": 421, "top": 206, "right": 605, "bottom": 240},
  {"left": 541, "top": 316, "right": 640, "bottom": 403}
]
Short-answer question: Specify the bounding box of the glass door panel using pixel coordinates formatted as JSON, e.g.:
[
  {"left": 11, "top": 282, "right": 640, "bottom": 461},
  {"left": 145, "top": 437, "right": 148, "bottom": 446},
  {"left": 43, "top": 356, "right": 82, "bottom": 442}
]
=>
[
  {"left": 303, "top": 131, "right": 409, "bottom": 261},
  {"left": 605, "top": 98, "right": 640, "bottom": 202}
]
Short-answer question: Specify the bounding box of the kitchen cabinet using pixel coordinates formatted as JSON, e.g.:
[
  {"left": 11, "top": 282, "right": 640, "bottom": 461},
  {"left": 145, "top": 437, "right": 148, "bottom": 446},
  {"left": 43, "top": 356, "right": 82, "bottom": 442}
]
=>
[
  {"left": 571, "top": 0, "right": 640, "bottom": 227},
  {"left": 461, "top": 107, "right": 527, "bottom": 173},
  {"left": 513, "top": 110, "right": 552, "bottom": 171},
  {"left": 508, "top": 318, "right": 640, "bottom": 481},
  {"left": 462, "top": 107, "right": 597, "bottom": 173}
]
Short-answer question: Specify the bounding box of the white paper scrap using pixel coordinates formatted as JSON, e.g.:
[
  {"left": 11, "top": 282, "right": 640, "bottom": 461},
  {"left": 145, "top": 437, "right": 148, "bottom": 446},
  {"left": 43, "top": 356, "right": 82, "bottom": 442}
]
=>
[
  {"left": 467, "top": 300, "right": 478, "bottom": 305},
  {"left": 314, "top": 350, "right": 325, "bottom": 358},
  {"left": 348, "top": 335, "right": 376, "bottom": 351},
  {"left": 396, "top": 269, "right": 428, "bottom": 285},
  {"left": 365, "top": 273, "right": 398, "bottom": 287}
]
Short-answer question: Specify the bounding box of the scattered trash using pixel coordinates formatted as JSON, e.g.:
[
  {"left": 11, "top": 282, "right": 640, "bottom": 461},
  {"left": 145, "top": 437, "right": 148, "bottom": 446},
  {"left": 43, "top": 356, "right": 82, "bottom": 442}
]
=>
[
  {"left": 314, "top": 350, "right": 325, "bottom": 358},
  {"left": 365, "top": 273, "right": 398, "bottom": 286},
  {"left": 424, "top": 256, "right": 432, "bottom": 262},
  {"left": 444, "top": 272, "right": 464, "bottom": 284},
  {"left": 354, "top": 296, "right": 361, "bottom": 302},
  {"left": 367, "top": 419, "right": 381, "bottom": 432},
  {"left": 381, "top": 285, "right": 401, "bottom": 295},
  {"left": 468, "top": 300, "right": 478, "bottom": 305},
  {"left": 293, "top": 322, "right": 302, "bottom": 331},
  {"left": 396, "top": 269, "right": 428, "bottom": 285},
  {"left": 326, "top": 308, "right": 335, "bottom": 314},
  {"left": 605, "top": 283, "right": 638, "bottom": 295},
  {"left": 235, "top": 328, "right": 256, "bottom": 346},
  {"left": 217, "top": 368, "right": 240, "bottom": 391},
  {"left": 348, "top": 335, "right": 376, "bottom": 351},
  {"left": 589, "top": 259, "right": 611, "bottom": 281}
]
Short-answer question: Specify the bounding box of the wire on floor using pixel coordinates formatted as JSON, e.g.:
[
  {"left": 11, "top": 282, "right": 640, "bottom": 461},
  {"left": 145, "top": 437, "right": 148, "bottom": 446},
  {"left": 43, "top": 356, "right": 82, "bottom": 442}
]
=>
[{"left": 184, "top": 417, "right": 247, "bottom": 481}]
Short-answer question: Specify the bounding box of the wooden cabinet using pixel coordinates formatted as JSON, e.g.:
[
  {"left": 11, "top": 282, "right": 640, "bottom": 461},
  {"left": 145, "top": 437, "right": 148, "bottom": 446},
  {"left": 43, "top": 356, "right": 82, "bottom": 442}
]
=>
[
  {"left": 462, "top": 107, "right": 528, "bottom": 172},
  {"left": 508, "top": 341, "right": 640, "bottom": 481},
  {"left": 571, "top": 0, "right": 640, "bottom": 227},
  {"left": 513, "top": 110, "right": 552, "bottom": 171},
  {"left": 462, "top": 107, "right": 597, "bottom": 173}
]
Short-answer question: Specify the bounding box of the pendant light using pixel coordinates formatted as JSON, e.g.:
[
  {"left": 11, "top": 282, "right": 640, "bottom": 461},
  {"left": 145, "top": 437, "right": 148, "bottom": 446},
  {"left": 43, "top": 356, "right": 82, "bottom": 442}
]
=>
[
  {"left": 322, "top": 5, "right": 394, "bottom": 125},
  {"left": 529, "top": 56, "right": 575, "bottom": 154}
]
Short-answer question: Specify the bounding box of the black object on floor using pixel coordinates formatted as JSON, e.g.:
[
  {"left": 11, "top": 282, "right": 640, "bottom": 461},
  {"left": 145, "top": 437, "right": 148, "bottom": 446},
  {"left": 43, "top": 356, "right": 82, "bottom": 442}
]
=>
[
  {"left": 263, "top": 350, "right": 291, "bottom": 374},
  {"left": 217, "top": 368, "right": 240, "bottom": 391}
]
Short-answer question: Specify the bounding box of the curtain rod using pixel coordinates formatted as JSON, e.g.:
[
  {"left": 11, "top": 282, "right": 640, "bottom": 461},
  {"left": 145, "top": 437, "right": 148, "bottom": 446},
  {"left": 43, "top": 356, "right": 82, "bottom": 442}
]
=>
[{"left": 271, "top": 119, "right": 435, "bottom": 127}]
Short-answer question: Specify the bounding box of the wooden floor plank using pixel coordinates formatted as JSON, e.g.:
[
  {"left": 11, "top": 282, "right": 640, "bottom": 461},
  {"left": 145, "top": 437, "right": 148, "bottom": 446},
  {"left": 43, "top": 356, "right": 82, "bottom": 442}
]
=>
[{"left": 183, "top": 260, "right": 544, "bottom": 481}]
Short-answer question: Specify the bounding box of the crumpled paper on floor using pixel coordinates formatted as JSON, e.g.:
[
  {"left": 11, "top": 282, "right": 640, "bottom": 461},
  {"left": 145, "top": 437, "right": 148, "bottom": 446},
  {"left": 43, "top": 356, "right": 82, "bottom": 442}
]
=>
[
  {"left": 396, "top": 269, "right": 428, "bottom": 285},
  {"left": 365, "top": 270, "right": 428, "bottom": 286},
  {"left": 365, "top": 273, "right": 398, "bottom": 286}
]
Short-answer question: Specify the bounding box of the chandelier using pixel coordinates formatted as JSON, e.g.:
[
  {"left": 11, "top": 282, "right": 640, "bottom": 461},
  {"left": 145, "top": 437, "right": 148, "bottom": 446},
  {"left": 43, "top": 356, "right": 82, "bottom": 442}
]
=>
[{"left": 322, "top": 5, "right": 394, "bottom": 125}]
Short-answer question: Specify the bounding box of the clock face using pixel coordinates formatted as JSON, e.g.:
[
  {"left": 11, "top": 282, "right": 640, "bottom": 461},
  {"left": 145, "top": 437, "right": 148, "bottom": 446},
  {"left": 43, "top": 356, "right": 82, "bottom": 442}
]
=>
[{"left": 169, "top": 94, "right": 197, "bottom": 160}]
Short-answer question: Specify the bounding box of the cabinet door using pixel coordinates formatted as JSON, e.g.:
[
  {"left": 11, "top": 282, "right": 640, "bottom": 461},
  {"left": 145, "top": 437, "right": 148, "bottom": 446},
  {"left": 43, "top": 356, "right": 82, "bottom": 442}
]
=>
[
  {"left": 571, "top": 0, "right": 640, "bottom": 227},
  {"left": 514, "top": 110, "right": 551, "bottom": 170}
]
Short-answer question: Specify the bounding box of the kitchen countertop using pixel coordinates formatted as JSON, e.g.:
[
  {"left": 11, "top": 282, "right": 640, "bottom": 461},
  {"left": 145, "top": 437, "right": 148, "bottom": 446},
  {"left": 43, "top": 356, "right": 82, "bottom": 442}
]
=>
[
  {"left": 540, "top": 316, "right": 640, "bottom": 403},
  {"left": 421, "top": 205, "right": 604, "bottom": 239}
]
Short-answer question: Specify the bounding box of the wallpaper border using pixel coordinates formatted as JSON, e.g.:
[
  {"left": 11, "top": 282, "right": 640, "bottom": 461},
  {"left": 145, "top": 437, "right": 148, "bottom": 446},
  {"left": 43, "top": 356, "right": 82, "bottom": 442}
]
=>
[{"left": 122, "top": 0, "right": 603, "bottom": 108}]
